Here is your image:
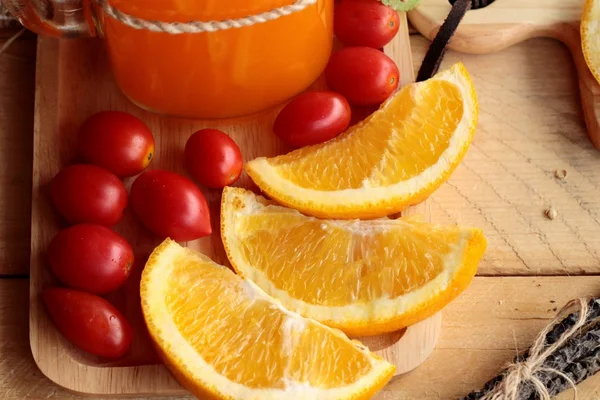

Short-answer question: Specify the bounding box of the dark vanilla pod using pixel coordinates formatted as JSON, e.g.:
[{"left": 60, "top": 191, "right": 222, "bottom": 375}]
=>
[
  {"left": 449, "top": 0, "right": 496, "bottom": 9},
  {"left": 519, "top": 325, "right": 600, "bottom": 399},
  {"left": 417, "top": 0, "right": 497, "bottom": 82},
  {"left": 540, "top": 347, "right": 600, "bottom": 399},
  {"left": 416, "top": 0, "right": 471, "bottom": 81},
  {"left": 461, "top": 298, "right": 600, "bottom": 400}
]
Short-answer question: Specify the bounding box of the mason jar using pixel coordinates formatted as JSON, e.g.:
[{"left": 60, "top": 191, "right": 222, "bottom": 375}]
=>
[{"left": 5, "top": 0, "right": 334, "bottom": 119}]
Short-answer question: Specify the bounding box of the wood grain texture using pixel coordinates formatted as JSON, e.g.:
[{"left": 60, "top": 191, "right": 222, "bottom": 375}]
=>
[
  {"left": 408, "top": 0, "right": 584, "bottom": 53},
  {"left": 27, "top": 35, "right": 600, "bottom": 283},
  {"left": 6, "top": 277, "right": 600, "bottom": 399},
  {"left": 30, "top": 13, "right": 442, "bottom": 396},
  {"left": 408, "top": 0, "right": 600, "bottom": 149},
  {"left": 2, "top": 27, "right": 598, "bottom": 400},
  {"left": 0, "top": 37, "right": 35, "bottom": 276},
  {"left": 380, "top": 276, "right": 600, "bottom": 400},
  {"left": 411, "top": 36, "right": 600, "bottom": 276}
]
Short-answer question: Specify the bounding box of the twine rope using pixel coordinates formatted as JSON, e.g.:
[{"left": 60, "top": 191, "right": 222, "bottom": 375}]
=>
[
  {"left": 480, "top": 298, "right": 591, "bottom": 400},
  {"left": 95, "top": 0, "right": 317, "bottom": 34}
]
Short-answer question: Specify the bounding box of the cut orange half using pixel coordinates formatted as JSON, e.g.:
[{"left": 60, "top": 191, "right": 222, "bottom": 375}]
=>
[
  {"left": 141, "top": 239, "right": 395, "bottom": 400},
  {"left": 221, "top": 187, "right": 487, "bottom": 337},
  {"left": 582, "top": 0, "right": 600, "bottom": 85},
  {"left": 245, "top": 62, "right": 478, "bottom": 219}
]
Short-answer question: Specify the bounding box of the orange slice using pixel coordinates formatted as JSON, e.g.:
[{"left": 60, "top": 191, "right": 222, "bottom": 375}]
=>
[
  {"left": 245, "top": 62, "right": 478, "bottom": 219},
  {"left": 582, "top": 0, "right": 600, "bottom": 85},
  {"left": 141, "top": 239, "right": 395, "bottom": 400},
  {"left": 221, "top": 187, "right": 487, "bottom": 337}
]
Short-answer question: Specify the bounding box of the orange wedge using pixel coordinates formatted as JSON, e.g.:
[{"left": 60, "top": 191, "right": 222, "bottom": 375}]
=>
[
  {"left": 141, "top": 239, "right": 395, "bottom": 400},
  {"left": 245, "top": 62, "right": 478, "bottom": 219},
  {"left": 221, "top": 187, "right": 487, "bottom": 337},
  {"left": 582, "top": 0, "right": 600, "bottom": 85}
]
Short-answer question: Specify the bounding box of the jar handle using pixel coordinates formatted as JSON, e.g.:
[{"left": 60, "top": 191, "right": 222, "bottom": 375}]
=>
[{"left": 3, "top": 0, "right": 97, "bottom": 38}]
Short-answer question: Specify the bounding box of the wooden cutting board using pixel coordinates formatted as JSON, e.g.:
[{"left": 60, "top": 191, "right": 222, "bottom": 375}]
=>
[
  {"left": 408, "top": 0, "right": 600, "bottom": 150},
  {"left": 30, "top": 12, "right": 441, "bottom": 397}
]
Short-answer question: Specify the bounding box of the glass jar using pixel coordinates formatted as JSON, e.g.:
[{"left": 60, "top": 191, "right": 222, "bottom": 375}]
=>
[{"left": 5, "top": 0, "right": 334, "bottom": 119}]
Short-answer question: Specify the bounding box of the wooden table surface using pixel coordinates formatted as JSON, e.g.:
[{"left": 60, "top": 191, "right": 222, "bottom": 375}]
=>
[{"left": 2, "top": 32, "right": 600, "bottom": 399}]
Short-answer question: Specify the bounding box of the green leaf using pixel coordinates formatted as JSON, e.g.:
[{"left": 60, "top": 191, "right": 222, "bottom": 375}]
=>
[{"left": 380, "top": 0, "right": 421, "bottom": 12}]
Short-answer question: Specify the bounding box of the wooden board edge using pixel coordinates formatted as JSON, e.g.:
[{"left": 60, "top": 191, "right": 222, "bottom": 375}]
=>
[
  {"left": 387, "top": 12, "right": 416, "bottom": 86},
  {"left": 407, "top": 0, "right": 583, "bottom": 55},
  {"left": 558, "top": 22, "right": 600, "bottom": 150},
  {"left": 408, "top": 10, "right": 540, "bottom": 55},
  {"left": 28, "top": 36, "right": 185, "bottom": 397},
  {"left": 378, "top": 11, "right": 441, "bottom": 377}
]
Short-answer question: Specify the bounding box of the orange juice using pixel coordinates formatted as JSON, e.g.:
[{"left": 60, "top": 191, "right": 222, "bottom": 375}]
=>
[{"left": 102, "top": 0, "right": 334, "bottom": 119}]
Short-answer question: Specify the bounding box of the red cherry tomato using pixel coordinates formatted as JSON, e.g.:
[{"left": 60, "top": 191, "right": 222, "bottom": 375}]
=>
[
  {"left": 50, "top": 164, "right": 128, "bottom": 227},
  {"left": 43, "top": 287, "right": 133, "bottom": 358},
  {"left": 334, "top": 0, "right": 400, "bottom": 48},
  {"left": 350, "top": 104, "right": 380, "bottom": 127},
  {"left": 78, "top": 111, "right": 155, "bottom": 178},
  {"left": 273, "top": 91, "right": 351, "bottom": 148},
  {"left": 184, "top": 129, "right": 243, "bottom": 188},
  {"left": 325, "top": 47, "right": 399, "bottom": 106},
  {"left": 130, "top": 170, "right": 211, "bottom": 241},
  {"left": 47, "top": 224, "right": 134, "bottom": 294}
]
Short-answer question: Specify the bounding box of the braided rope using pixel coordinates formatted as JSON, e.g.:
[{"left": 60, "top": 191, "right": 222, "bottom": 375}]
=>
[{"left": 95, "top": 0, "right": 317, "bottom": 34}]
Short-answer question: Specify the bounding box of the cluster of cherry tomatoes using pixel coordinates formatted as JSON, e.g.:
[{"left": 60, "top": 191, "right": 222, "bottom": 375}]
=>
[
  {"left": 274, "top": 0, "right": 400, "bottom": 148},
  {"left": 42, "top": 0, "right": 401, "bottom": 360},
  {"left": 43, "top": 112, "right": 243, "bottom": 359}
]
